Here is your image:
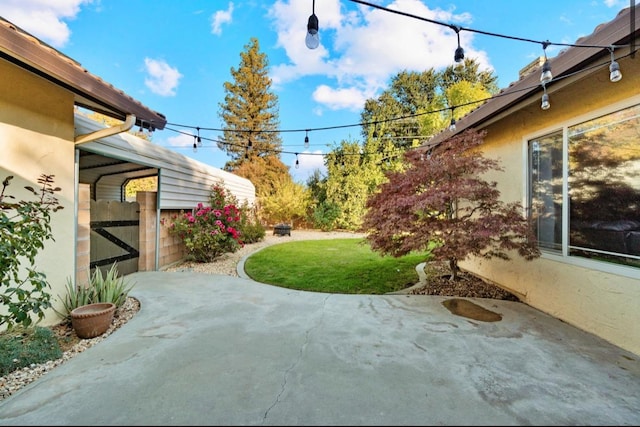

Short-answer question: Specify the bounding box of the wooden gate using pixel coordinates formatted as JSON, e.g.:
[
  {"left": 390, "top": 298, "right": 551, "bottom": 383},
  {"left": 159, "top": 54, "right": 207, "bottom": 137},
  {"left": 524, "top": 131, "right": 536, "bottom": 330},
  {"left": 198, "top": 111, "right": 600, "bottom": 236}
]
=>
[{"left": 90, "top": 200, "right": 140, "bottom": 277}]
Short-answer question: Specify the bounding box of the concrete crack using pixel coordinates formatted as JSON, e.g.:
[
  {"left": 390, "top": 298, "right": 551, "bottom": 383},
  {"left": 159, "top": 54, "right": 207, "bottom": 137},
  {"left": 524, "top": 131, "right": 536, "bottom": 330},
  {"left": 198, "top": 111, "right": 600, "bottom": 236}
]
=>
[{"left": 262, "top": 294, "right": 331, "bottom": 422}]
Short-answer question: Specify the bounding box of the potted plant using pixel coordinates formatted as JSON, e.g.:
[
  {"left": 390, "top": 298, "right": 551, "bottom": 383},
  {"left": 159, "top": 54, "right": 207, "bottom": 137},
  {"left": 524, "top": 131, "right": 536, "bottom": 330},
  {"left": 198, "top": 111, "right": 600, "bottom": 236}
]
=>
[{"left": 57, "top": 262, "right": 133, "bottom": 339}]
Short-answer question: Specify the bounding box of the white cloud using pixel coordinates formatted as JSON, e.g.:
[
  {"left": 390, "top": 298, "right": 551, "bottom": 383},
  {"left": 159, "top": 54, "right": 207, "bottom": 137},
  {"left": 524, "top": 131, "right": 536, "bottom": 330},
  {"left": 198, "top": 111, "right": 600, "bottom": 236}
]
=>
[
  {"left": 143, "top": 58, "right": 183, "bottom": 97},
  {"left": 0, "top": 0, "right": 93, "bottom": 47},
  {"left": 267, "top": 0, "right": 492, "bottom": 113},
  {"left": 312, "top": 85, "right": 372, "bottom": 111},
  {"left": 211, "top": 2, "right": 234, "bottom": 35},
  {"left": 164, "top": 132, "right": 195, "bottom": 148},
  {"left": 604, "top": 0, "right": 624, "bottom": 7}
]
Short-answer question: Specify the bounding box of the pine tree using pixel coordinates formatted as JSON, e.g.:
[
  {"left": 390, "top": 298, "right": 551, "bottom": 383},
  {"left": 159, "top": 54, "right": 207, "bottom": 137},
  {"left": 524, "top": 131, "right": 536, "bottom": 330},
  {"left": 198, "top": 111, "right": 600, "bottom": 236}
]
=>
[{"left": 218, "top": 37, "right": 282, "bottom": 170}]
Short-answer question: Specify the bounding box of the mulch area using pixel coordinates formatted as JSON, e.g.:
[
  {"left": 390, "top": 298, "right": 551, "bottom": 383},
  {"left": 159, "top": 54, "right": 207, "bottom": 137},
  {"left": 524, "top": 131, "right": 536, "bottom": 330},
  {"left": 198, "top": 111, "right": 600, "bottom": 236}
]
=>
[{"left": 408, "top": 262, "right": 520, "bottom": 301}]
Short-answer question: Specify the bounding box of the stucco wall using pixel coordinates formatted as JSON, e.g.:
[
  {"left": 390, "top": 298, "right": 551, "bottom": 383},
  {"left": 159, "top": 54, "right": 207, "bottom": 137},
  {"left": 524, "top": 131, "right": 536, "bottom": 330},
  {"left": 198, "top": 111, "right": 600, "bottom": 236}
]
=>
[
  {"left": 460, "top": 59, "right": 640, "bottom": 355},
  {"left": 0, "top": 59, "right": 76, "bottom": 327}
]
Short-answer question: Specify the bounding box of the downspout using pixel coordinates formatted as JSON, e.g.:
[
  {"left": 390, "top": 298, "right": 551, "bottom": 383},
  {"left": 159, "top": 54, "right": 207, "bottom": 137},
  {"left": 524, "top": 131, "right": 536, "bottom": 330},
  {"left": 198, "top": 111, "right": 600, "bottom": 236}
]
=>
[{"left": 74, "top": 114, "right": 136, "bottom": 145}]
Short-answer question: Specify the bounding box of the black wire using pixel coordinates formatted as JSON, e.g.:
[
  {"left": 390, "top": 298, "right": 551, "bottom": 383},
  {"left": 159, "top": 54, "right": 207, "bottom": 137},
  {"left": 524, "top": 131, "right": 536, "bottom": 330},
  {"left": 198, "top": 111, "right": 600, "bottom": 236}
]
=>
[
  {"left": 163, "top": 47, "right": 638, "bottom": 161},
  {"left": 347, "top": 0, "right": 630, "bottom": 49},
  {"left": 166, "top": 50, "right": 633, "bottom": 137},
  {"left": 164, "top": 3, "right": 638, "bottom": 144}
]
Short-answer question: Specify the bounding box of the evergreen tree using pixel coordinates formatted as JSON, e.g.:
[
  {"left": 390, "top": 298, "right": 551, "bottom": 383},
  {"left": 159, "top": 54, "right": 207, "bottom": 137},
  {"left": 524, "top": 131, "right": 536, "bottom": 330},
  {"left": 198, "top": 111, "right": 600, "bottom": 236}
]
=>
[
  {"left": 217, "top": 37, "right": 282, "bottom": 170},
  {"left": 438, "top": 58, "right": 500, "bottom": 95}
]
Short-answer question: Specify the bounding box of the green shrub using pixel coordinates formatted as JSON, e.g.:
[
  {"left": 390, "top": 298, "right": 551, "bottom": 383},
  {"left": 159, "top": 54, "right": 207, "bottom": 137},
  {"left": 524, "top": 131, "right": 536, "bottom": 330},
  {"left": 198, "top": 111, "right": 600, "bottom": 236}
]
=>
[
  {"left": 0, "top": 326, "right": 62, "bottom": 376},
  {"left": 0, "top": 174, "right": 64, "bottom": 330},
  {"left": 56, "top": 262, "right": 133, "bottom": 320},
  {"left": 236, "top": 205, "right": 266, "bottom": 244},
  {"left": 312, "top": 201, "right": 341, "bottom": 231},
  {"left": 162, "top": 183, "right": 249, "bottom": 262}
]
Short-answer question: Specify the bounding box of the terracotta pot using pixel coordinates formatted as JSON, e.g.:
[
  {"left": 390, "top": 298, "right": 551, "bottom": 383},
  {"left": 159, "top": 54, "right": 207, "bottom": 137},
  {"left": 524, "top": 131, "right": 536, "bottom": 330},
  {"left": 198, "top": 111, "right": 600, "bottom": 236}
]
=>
[{"left": 70, "top": 302, "right": 116, "bottom": 339}]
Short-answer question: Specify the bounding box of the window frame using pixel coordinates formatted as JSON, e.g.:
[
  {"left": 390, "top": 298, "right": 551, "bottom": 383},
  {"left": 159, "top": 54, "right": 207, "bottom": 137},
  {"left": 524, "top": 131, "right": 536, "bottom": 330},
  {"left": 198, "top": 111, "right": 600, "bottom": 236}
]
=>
[{"left": 523, "top": 95, "right": 640, "bottom": 279}]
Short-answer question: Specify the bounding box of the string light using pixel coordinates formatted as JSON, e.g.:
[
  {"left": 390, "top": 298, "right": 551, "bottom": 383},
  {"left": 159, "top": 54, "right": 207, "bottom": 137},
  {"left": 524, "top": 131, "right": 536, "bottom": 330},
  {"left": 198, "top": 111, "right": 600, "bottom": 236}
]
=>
[
  {"left": 295, "top": 153, "right": 300, "bottom": 169},
  {"left": 609, "top": 46, "right": 622, "bottom": 82},
  {"left": 167, "top": 13, "right": 633, "bottom": 142},
  {"left": 168, "top": 50, "right": 630, "bottom": 152},
  {"left": 196, "top": 126, "right": 202, "bottom": 147},
  {"left": 449, "top": 107, "right": 456, "bottom": 131},
  {"left": 304, "top": 130, "right": 310, "bottom": 148},
  {"left": 168, "top": 27, "right": 635, "bottom": 159},
  {"left": 306, "top": 0, "right": 319, "bottom": 49},
  {"left": 453, "top": 26, "right": 465, "bottom": 70},
  {"left": 541, "top": 83, "right": 550, "bottom": 110},
  {"left": 192, "top": 135, "right": 198, "bottom": 153}
]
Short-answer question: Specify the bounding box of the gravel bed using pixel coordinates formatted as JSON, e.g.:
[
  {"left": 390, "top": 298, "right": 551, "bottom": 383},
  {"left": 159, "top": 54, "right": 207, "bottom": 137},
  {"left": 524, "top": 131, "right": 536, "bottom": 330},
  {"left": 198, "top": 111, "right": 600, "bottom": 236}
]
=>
[{"left": 0, "top": 297, "right": 140, "bottom": 401}]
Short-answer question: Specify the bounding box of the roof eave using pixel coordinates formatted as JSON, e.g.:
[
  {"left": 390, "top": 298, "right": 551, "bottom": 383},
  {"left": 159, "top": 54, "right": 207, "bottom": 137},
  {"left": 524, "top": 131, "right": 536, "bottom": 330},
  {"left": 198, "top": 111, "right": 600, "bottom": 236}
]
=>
[
  {"left": 427, "top": 6, "right": 639, "bottom": 146},
  {"left": 0, "top": 19, "right": 166, "bottom": 131}
]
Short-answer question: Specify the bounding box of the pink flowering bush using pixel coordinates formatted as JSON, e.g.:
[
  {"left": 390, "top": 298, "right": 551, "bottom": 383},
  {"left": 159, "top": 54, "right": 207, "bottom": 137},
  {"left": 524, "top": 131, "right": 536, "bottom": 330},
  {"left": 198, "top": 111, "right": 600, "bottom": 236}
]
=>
[{"left": 163, "top": 184, "right": 245, "bottom": 262}]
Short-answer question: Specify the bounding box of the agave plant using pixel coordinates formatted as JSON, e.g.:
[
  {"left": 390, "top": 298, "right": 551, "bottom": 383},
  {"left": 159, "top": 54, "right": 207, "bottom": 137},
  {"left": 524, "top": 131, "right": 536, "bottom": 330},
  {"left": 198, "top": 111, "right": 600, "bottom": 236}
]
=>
[
  {"left": 56, "top": 262, "right": 134, "bottom": 320},
  {"left": 90, "top": 263, "right": 133, "bottom": 308}
]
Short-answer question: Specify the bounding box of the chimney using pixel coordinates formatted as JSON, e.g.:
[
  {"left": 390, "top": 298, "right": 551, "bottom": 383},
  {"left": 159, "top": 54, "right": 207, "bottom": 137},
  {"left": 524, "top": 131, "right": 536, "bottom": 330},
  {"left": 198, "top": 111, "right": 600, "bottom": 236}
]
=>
[{"left": 519, "top": 56, "right": 545, "bottom": 79}]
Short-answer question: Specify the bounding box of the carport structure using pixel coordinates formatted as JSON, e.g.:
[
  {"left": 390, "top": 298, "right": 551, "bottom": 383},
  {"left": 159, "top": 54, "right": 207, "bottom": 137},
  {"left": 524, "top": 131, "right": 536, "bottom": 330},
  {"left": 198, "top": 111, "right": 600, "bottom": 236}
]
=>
[{"left": 74, "top": 113, "right": 256, "bottom": 277}]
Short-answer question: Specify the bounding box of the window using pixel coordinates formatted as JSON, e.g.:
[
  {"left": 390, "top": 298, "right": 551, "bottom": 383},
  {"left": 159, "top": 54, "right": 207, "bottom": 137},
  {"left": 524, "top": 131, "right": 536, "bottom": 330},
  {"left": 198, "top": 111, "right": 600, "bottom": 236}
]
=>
[
  {"left": 528, "top": 103, "right": 640, "bottom": 268},
  {"left": 529, "top": 131, "right": 563, "bottom": 252}
]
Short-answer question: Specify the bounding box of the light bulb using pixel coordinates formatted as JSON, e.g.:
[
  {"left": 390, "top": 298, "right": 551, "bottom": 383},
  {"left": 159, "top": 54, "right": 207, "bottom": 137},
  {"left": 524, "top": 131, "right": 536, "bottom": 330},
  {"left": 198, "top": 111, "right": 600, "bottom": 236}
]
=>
[
  {"left": 306, "top": 14, "right": 319, "bottom": 49},
  {"left": 453, "top": 46, "right": 464, "bottom": 66},
  {"left": 540, "top": 60, "right": 552, "bottom": 84},
  {"left": 609, "top": 60, "right": 622, "bottom": 82},
  {"left": 453, "top": 28, "right": 465, "bottom": 71},
  {"left": 541, "top": 93, "right": 550, "bottom": 110},
  {"left": 304, "top": 132, "right": 310, "bottom": 149},
  {"left": 449, "top": 118, "right": 456, "bottom": 131}
]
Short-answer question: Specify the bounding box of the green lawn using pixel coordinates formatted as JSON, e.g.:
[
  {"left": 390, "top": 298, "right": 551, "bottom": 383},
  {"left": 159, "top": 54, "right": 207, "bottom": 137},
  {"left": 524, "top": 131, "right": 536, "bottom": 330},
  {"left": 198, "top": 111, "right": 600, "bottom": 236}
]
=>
[{"left": 243, "top": 238, "right": 430, "bottom": 294}]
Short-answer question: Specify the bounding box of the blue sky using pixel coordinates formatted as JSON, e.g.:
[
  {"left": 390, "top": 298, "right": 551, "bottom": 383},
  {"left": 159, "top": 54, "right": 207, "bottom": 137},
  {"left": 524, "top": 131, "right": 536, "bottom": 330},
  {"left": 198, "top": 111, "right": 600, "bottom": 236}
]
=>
[{"left": 1, "top": 0, "right": 628, "bottom": 183}]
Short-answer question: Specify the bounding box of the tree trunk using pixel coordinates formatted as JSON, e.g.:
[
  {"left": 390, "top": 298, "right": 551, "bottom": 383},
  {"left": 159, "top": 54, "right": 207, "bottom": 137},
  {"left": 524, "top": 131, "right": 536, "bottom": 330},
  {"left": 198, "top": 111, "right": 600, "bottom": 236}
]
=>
[{"left": 448, "top": 258, "right": 458, "bottom": 281}]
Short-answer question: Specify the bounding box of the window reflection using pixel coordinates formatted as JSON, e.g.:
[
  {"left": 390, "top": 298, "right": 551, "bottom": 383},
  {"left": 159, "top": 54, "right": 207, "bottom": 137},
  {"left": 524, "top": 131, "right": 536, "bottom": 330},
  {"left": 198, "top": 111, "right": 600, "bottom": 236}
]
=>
[
  {"left": 568, "top": 104, "right": 640, "bottom": 266},
  {"left": 529, "top": 103, "right": 640, "bottom": 268},
  {"left": 529, "top": 131, "right": 564, "bottom": 252}
]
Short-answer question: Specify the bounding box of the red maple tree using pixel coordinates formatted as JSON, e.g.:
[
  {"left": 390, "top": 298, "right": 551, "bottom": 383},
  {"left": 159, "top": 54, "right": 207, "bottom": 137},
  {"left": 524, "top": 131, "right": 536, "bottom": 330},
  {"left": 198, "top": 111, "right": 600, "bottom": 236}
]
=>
[{"left": 362, "top": 129, "right": 540, "bottom": 280}]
